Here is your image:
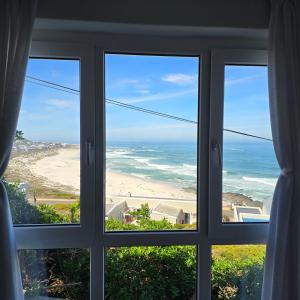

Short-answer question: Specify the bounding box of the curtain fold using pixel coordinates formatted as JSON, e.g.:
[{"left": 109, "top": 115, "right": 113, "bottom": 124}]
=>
[
  {"left": 262, "top": 0, "right": 300, "bottom": 299},
  {"left": 0, "top": 1, "right": 37, "bottom": 299}
]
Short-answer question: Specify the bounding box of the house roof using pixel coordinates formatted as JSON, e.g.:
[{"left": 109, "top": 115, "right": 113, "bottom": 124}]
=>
[
  {"left": 152, "top": 203, "right": 183, "bottom": 217},
  {"left": 106, "top": 200, "right": 128, "bottom": 216}
]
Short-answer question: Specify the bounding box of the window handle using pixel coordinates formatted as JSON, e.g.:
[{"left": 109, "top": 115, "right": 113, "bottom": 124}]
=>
[
  {"left": 212, "top": 141, "right": 222, "bottom": 168},
  {"left": 86, "top": 139, "right": 94, "bottom": 166}
]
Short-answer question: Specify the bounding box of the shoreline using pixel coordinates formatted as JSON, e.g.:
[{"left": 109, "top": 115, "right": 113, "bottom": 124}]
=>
[{"left": 6, "top": 145, "right": 264, "bottom": 219}]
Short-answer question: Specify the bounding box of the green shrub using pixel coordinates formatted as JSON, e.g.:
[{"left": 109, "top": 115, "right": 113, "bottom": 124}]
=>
[
  {"left": 6, "top": 181, "right": 266, "bottom": 299},
  {"left": 105, "top": 246, "right": 196, "bottom": 300}
]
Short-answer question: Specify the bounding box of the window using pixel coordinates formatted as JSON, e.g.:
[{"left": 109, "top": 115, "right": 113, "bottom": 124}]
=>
[
  {"left": 212, "top": 245, "right": 266, "bottom": 299},
  {"left": 12, "top": 38, "right": 275, "bottom": 299},
  {"left": 105, "top": 245, "right": 197, "bottom": 298},
  {"left": 19, "top": 248, "right": 90, "bottom": 299},
  {"left": 6, "top": 58, "right": 81, "bottom": 225},
  {"left": 222, "top": 66, "right": 279, "bottom": 223},
  {"left": 105, "top": 53, "right": 198, "bottom": 231}
]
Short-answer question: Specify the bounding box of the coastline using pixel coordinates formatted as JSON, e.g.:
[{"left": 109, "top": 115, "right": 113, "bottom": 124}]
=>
[{"left": 6, "top": 146, "right": 263, "bottom": 220}]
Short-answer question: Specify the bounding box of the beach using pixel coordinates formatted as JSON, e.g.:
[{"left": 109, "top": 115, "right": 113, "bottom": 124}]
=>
[
  {"left": 5, "top": 143, "right": 268, "bottom": 223},
  {"left": 27, "top": 146, "right": 198, "bottom": 212}
]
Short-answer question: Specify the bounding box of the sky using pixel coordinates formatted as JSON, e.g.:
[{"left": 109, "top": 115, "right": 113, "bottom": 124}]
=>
[{"left": 18, "top": 54, "right": 271, "bottom": 143}]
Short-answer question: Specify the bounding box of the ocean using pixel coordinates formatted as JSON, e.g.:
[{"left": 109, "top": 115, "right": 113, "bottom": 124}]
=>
[{"left": 106, "top": 141, "right": 280, "bottom": 208}]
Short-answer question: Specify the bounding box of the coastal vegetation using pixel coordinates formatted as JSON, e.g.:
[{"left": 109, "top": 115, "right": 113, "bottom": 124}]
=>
[{"left": 6, "top": 182, "right": 265, "bottom": 299}]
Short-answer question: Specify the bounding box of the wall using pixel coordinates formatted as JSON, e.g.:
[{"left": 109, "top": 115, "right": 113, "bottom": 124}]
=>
[{"left": 36, "top": 0, "right": 270, "bottom": 30}]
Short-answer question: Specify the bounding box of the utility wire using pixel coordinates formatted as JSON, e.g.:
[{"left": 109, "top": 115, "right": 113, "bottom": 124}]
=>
[{"left": 25, "top": 75, "right": 272, "bottom": 142}]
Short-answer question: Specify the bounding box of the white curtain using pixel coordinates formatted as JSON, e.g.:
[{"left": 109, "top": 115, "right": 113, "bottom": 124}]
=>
[
  {"left": 262, "top": 0, "right": 300, "bottom": 299},
  {"left": 0, "top": 1, "right": 37, "bottom": 299}
]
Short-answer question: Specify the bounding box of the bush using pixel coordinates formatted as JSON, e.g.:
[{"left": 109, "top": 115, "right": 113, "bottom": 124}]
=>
[
  {"left": 6, "top": 180, "right": 266, "bottom": 299},
  {"left": 105, "top": 246, "right": 196, "bottom": 300},
  {"left": 211, "top": 245, "right": 265, "bottom": 300}
]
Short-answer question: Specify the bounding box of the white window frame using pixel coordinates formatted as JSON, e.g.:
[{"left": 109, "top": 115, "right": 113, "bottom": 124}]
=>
[
  {"left": 208, "top": 49, "right": 270, "bottom": 244},
  {"left": 14, "top": 32, "right": 270, "bottom": 300},
  {"left": 15, "top": 41, "right": 97, "bottom": 249}
]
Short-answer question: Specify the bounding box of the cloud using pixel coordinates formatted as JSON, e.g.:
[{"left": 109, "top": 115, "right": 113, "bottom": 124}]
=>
[
  {"left": 117, "top": 88, "right": 197, "bottom": 104},
  {"left": 111, "top": 78, "right": 150, "bottom": 90},
  {"left": 45, "top": 99, "right": 75, "bottom": 109},
  {"left": 162, "top": 73, "right": 197, "bottom": 85},
  {"left": 225, "top": 75, "right": 262, "bottom": 86},
  {"left": 137, "top": 89, "right": 150, "bottom": 94}
]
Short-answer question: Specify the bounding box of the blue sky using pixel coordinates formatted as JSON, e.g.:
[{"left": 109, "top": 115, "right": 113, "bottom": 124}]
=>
[{"left": 18, "top": 55, "right": 270, "bottom": 143}]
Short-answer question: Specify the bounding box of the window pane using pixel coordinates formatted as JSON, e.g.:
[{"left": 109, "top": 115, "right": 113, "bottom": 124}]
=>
[
  {"left": 222, "top": 65, "right": 279, "bottom": 222},
  {"left": 5, "top": 58, "right": 81, "bottom": 224},
  {"left": 105, "top": 54, "right": 198, "bottom": 231},
  {"left": 212, "top": 245, "right": 266, "bottom": 299},
  {"left": 19, "top": 248, "right": 89, "bottom": 299},
  {"left": 105, "top": 245, "right": 197, "bottom": 299}
]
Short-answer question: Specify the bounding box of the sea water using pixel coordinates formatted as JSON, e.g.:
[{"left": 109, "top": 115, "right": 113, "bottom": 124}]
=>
[{"left": 106, "top": 141, "right": 280, "bottom": 207}]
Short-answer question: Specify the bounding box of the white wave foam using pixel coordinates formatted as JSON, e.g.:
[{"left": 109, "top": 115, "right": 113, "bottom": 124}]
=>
[
  {"left": 133, "top": 157, "right": 151, "bottom": 164},
  {"left": 106, "top": 149, "right": 132, "bottom": 158},
  {"left": 130, "top": 173, "right": 148, "bottom": 179},
  {"left": 242, "top": 176, "right": 277, "bottom": 187}
]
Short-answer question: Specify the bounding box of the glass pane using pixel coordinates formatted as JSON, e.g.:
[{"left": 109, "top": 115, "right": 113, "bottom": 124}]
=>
[
  {"left": 19, "top": 248, "right": 89, "bottom": 299},
  {"left": 212, "top": 245, "right": 266, "bottom": 300},
  {"left": 105, "top": 246, "right": 197, "bottom": 299},
  {"left": 222, "top": 65, "right": 279, "bottom": 223},
  {"left": 105, "top": 54, "right": 199, "bottom": 231},
  {"left": 5, "top": 58, "right": 81, "bottom": 224}
]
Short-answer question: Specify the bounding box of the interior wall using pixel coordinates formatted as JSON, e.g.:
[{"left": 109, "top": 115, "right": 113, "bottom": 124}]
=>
[{"left": 36, "top": 0, "right": 270, "bottom": 29}]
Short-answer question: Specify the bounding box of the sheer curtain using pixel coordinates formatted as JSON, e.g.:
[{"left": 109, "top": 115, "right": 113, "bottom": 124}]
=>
[
  {"left": 0, "top": 1, "right": 37, "bottom": 299},
  {"left": 262, "top": 0, "right": 300, "bottom": 299}
]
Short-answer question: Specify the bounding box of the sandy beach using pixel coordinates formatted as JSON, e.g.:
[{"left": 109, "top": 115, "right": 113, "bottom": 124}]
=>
[
  {"left": 6, "top": 145, "right": 262, "bottom": 220},
  {"left": 30, "top": 146, "right": 81, "bottom": 194},
  {"left": 28, "top": 146, "right": 197, "bottom": 212}
]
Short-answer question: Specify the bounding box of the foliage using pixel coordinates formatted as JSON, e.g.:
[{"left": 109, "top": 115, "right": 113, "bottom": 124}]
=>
[
  {"left": 5, "top": 181, "right": 68, "bottom": 224},
  {"left": 36, "top": 204, "right": 68, "bottom": 224},
  {"left": 129, "top": 203, "right": 150, "bottom": 221},
  {"left": 5, "top": 181, "right": 42, "bottom": 224},
  {"left": 211, "top": 245, "right": 266, "bottom": 300},
  {"left": 19, "top": 249, "right": 90, "bottom": 300},
  {"left": 6, "top": 180, "right": 266, "bottom": 299},
  {"left": 15, "top": 130, "right": 25, "bottom": 140},
  {"left": 105, "top": 246, "right": 196, "bottom": 300},
  {"left": 70, "top": 201, "right": 80, "bottom": 223}
]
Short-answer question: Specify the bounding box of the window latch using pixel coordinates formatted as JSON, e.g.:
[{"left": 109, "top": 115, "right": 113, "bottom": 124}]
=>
[
  {"left": 212, "top": 141, "right": 222, "bottom": 168},
  {"left": 86, "top": 139, "right": 94, "bottom": 166}
]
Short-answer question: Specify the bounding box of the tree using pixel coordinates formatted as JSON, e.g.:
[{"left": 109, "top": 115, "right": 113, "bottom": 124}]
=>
[
  {"left": 15, "top": 130, "right": 25, "bottom": 140},
  {"left": 129, "top": 203, "right": 150, "bottom": 221}
]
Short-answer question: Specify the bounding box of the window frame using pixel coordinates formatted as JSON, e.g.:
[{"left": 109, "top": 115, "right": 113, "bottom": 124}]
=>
[
  {"left": 93, "top": 40, "right": 210, "bottom": 299},
  {"left": 14, "top": 41, "right": 97, "bottom": 249},
  {"left": 13, "top": 33, "right": 271, "bottom": 299},
  {"left": 208, "top": 49, "right": 269, "bottom": 244}
]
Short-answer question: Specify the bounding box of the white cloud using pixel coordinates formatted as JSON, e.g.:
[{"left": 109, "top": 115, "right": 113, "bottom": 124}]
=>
[
  {"left": 45, "top": 99, "right": 75, "bottom": 109},
  {"left": 137, "top": 89, "right": 150, "bottom": 94},
  {"left": 225, "top": 75, "right": 262, "bottom": 86},
  {"left": 119, "top": 88, "right": 197, "bottom": 104},
  {"left": 111, "top": 78, "right": 150, "bottom": 90},
  {"left": 162, "top": 73, "right": 197, "bottom": 85}
]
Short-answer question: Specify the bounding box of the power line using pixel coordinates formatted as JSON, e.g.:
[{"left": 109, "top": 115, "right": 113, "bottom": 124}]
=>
[
  {"left": 106, "top": 98, "right": 196, "bottom": 125},
  {"left": 25, "top": 79, "right": 79, "bottom": 95},
  {"left": 25, "top": 75, "right": 272, "bottom": 142},
  {"left": 26, "top": 75, "right": 79, "bottom": 93}
]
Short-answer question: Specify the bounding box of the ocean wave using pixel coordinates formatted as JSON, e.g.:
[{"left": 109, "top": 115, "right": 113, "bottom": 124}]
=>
[
  {"left": 106, "top": 149, "right": 132, "bottom": 158},
  {"left": 133, "top": 157, "right": 151, "bottom": 164},
  {"left": 242, "top": 176, "right": 277, "bottom": 187},
  {"left": 130, "top": 173, "right": 149, "bottom": 179},
  {"left": 144, "top": 162, "right": 196, "bottom": 177}
]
